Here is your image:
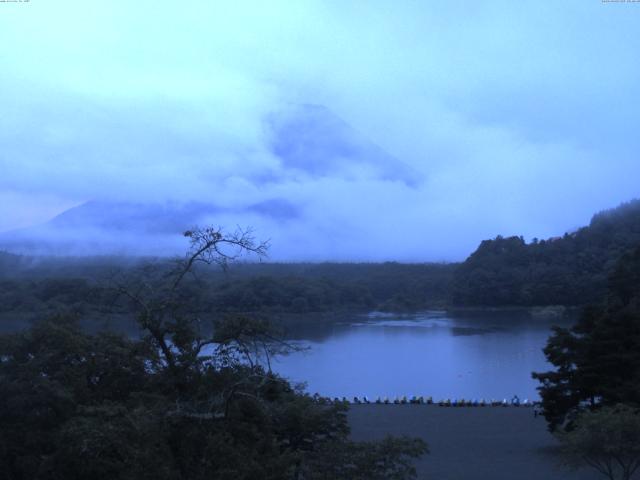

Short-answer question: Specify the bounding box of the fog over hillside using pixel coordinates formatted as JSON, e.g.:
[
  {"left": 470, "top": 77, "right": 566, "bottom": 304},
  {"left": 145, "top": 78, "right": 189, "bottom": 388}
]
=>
[
  {"left": 1, "top": 1, "right": 639, "bottom": 261},
  {"left": 0, "top": 199, "right": 299, "bottom": 256},
  {"left": 0, "top": 105, "right": 421, "bottom": 258}
]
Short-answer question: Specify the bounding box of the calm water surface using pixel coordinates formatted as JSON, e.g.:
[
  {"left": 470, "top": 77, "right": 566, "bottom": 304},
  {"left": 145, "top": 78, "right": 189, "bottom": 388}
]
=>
[
  {"left": 0, "top": 310, "right": 566, "bottom": 401},
  {"left": 274, "top": 311, "right": 569, "bottom": 400}
]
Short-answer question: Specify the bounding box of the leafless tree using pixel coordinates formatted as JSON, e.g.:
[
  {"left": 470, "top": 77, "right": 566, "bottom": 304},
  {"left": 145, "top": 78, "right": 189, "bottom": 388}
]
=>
[
  {"left": 112, "top": 226, "right": 269, "bottom": 371},
  {"left": 108, "top": 225, "right": 313, "bottom": 421}
]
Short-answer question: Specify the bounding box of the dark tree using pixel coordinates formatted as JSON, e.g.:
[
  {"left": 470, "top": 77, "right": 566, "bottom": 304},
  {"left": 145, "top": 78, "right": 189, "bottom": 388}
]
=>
[
  {"left": 453, "top": 199, "right": 640, "bottom": 307},
  {"left": 558, "top": 405, "right": 640, "bottom": 480},
  {"left": 0, "top": 226, "right": 427, "bottom": 480},
  {"left": 533, "top": 246, "right": 640, "bottom": 431}
]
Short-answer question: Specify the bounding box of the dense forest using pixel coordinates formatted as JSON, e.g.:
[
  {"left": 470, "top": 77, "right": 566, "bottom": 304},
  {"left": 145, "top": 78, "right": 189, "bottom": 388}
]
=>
[
  {"left": 533, "top": 245, "right": 640, "bottom": 430},
  {"left": 530, "top": 245, "right": 640, "bottom": 479},
  {"left": 452, "top": 199, "right": 640, "bottom": 307},
  {"left": 0, "top": 228, "right": 427, "bottom": 479},
  {"left": 1, "top": 199, "right": 639, "bottom": 329},
  {"left": 0, "top": 255, "right": 454, "bottom": 332}
]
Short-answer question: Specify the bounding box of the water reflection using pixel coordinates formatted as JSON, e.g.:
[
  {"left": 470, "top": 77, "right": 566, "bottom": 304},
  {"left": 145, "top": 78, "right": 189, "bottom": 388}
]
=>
[
  {"left": 274, "top": 311, "right": 570, "bottom": 400},
  {"left": 0, "top": 309, "right": 568, "bottom": 401}
]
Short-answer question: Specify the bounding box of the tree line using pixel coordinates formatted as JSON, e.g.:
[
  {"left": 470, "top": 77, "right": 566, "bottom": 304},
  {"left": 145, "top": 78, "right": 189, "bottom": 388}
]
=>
[
  {"left": 0, "top": 257, "right": 454, "bottom": 327},
  {"left": 452, "top": 199, "right": 640, "bottom": 307},
  {"left": 0, "top": 227, "right": 427, "bottom": 479},
  {"left": 533, "top": 245, "right": 640, "bottom": 480}
]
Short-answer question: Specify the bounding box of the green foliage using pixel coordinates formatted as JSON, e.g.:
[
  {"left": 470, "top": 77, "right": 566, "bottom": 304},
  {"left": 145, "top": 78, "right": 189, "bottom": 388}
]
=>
[
  {"left": 533, "top": 246, "right": 640, "bottom": 431},
  {"left": 0, "top": 228, "right": 427, "bottom": 479},
  {"left": 302, "top": 435, "right": 428, "bottom": 480},
  {"left": 0, "top": 315, "right": 426, "bottom": 479},
  {"left": 0, "top": 262, "right": 455, "bottom": 330},
  {"left": 558, "top": 405, "right": 640, "bottom": 480},
  {"left": 453, "top": 199, "right": 640, "bottom": 306}
]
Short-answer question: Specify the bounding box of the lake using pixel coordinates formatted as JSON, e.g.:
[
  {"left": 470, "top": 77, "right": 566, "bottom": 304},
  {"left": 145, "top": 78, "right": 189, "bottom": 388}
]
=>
[
  {"left": 273, "top": 310, "right": 570, "bottom": 401},
  {"left": 0, "top": 309, "right": 567, "bottom": 401}
]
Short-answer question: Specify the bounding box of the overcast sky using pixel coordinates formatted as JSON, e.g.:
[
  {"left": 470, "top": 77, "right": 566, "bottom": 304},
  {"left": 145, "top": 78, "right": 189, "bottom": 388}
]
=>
[{"left": 1, "top": 1, "right": 639, "bottom": 261}]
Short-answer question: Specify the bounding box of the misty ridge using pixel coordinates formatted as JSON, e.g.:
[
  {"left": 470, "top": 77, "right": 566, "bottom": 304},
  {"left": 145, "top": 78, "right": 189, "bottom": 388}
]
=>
[
  {"left": 0, "top": 105, "right": 423, "bottom": 260},
  {"left": 5, "top": 95, "right": 636, "bottom": 262},
  {"left": 2, "top": 3, "right": 640, "bottom": 480},
  {"left": 1, "top": 198, "right": 639, "bottom": 335}
]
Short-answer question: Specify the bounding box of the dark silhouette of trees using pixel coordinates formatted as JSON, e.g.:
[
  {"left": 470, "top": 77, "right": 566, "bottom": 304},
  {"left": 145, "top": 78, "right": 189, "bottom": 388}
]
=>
[
  {"left": 558, "top": 405, "right": 640, "bottom": 480},
  {"left": 0, "top": 226, "right": 427, "bottom": 480},
  {"left": 533, "top": 246, "right": 640, "bottom": 431},
  {"left": 0, "top": 260, "right": 455, "bottom": 325},
  {"left": 453, "top": 199, "right": 640, "bottom": 307}
]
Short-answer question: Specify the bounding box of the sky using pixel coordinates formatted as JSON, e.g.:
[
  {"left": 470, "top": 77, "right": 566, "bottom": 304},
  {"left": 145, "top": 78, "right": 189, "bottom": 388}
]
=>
[{"left": 0, "top": 0, "right": 639, "bottom": 261}]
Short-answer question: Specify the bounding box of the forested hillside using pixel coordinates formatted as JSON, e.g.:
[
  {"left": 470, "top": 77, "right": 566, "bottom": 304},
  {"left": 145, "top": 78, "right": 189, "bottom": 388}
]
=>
[
  {"left": 0, "top": 259, "right": 455, "bottom": 331},
  {"left": 452, "top": 199, "right": 640, "bottom": 306},
  {"left": 2, "top": 199, "right": 639, "bottom": 319}
]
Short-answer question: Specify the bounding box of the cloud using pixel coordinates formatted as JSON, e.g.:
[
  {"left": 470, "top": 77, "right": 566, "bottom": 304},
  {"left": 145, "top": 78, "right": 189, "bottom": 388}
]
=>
[
  {"left": 0, "top": 0, "right": 638, "bottom": 260},
  {"left": 266, "top": 104, "right": 421, "bottom": 186}
]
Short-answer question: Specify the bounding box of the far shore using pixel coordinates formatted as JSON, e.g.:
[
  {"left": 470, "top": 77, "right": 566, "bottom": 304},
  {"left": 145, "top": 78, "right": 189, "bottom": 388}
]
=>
[
  {"left": 0, "top": 305, "right": 580, "bottom": 337},
  {"left": 445, "top": 304, "right": 581, "bottom": 319}
]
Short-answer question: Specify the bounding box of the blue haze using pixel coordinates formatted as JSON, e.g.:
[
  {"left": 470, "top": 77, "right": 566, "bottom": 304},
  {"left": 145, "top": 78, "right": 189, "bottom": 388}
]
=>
[{"left": 0, "top": 1, "right": 639, "bottom": 260}]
